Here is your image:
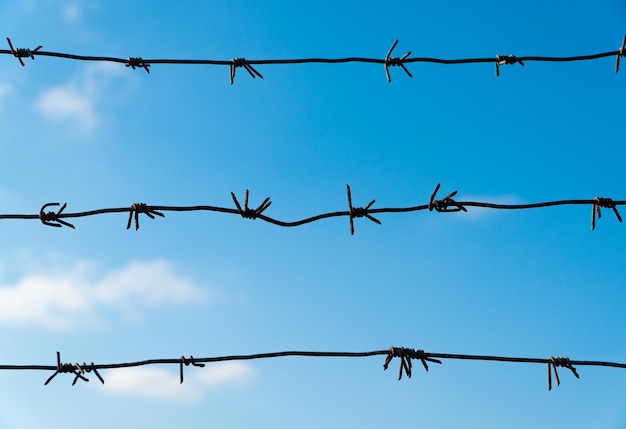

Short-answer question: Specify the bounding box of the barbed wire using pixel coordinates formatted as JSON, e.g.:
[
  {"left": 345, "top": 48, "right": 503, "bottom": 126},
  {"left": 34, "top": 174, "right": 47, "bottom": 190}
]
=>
[
  {"left": 3, "top": 36, "right": 625, "bottom": 83},
  {"left": 3, "top": 347, "right": 624, "bottom": 390},
  {"left": 0, "top": 184, "right": 623, "bottom": 233}
]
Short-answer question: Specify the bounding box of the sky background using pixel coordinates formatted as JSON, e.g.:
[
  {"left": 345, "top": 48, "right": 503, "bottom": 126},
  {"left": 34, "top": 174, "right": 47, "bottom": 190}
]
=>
[{"left": 0, "top": 1, "right": 625, "bottom": 428}]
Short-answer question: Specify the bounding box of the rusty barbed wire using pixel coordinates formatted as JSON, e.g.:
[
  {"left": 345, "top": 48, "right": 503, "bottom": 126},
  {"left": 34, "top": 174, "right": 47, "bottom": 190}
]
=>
[
  {"left": 2, "top": 347, "right": 624, "bottom": 390},
  {"left": 126, "top": 203, "right": 164, "bottom": 231},
  {"left": 42, "top": 351, "right": 103, "bottom": 386},
  {"left": 0, "top": 184, "right": 623, "bottom": 233},
  {"left": 2, "top": 36, "right": 626, "bottom": 83}
]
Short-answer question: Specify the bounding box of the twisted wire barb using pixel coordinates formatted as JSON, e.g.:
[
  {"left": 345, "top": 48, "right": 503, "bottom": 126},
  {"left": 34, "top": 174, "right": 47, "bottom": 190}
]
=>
[
  {"left": 592, "top": 197, "right": 622, "bottom": 231},
  {"left": 43, "top": 351, "right": 103, "bottom": 386},
  {"left": 1, "top": 185, "right": 624, "bottom": 232},
  {"left": 126, "top": 203, "right": 164, "bottom": 230},
  {"left": 384, "top": 39, "right": 413, "bottom": 82},
  {"left": 548, "top": 356, "right": 580, "bottom": 390},
  {"left": 428, "top": 183, "right": 467, "bottom": 213},
  {"left": 125, "top": 56, "right": 150, "bottom": 73},
  {"left": 179, "top": 355, "right": 205, "bottom": 384},
  {"left": 229, "top": 58, "right": 263, "bottom": 84},
  {"left": 383, "top": 346, "right": 442, "bottom": 379},
  {"left": 496, "top": 54, "right": 524, "bottom": 77},
  {"left": 38, "top": 202, "right": 75, "bottom": 229},
  {"left": 2, "top": 37, "right": 625, "bottom": 82},
  {"left": 6, "top": 37, "right": 41, "bottom": 66},
  {"left": 346, "top": 184, "right": 380, "bottom": 235},
  {"left": 231, "top": 190, "right": 271, "bottom": 219},
  {"left": 3, "top": 348, "right": 624, "bottom": 390}
]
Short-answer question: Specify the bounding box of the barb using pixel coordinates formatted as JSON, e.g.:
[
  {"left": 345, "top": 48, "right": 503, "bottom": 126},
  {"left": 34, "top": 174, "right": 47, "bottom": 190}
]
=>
[
  {"left": 231, "top": 190, "right": 271, "bottom": 219},
  {"left": 126, "top": 203, "right": 165, "bottom": 230},
  {"left": 495, "top": 54, "right": 524, "bottom": 77},
  {"left": 39, "top": 203, "right": 75, "bottom": 229},
  {"left": 126, "top": 56, "right": 150, "bottom": 73},
  {"left": 548, "top": 356, "right": 579, "bottom": 390},
  {"left": 6, "top": 37, "right": 42, "bottom": 66},
  {"left": 2, "top": 36, "right": 625, "bottom": 80},
  {"left": 383, "top": 347, "right": 442, "bottom": 380},
  {"left": 346, "top": 185, "right": 381, "bottom": 235},
  {"left": 179, "top": 355, "right": 205, "bottom": 384},
  {"left": 44, "top": 352, "right": 94, "bottom": 386},
  {"left": 0, "top": 347, "right": 622, "bottom": 389},
  {"left": 229, "top": 58, "right": 263, "bottom": 84},
  {"left": 428, "top": 183, "right": 467, "bottom": 213},
  {"left": 384, "top": 39, "right": 413, "bottom": 82},
  {"left": 592, "top": 197, "right": 623, "bottom": 230},
  {"left": 1, "top": 187, "right": 626, "bottom": 232}
]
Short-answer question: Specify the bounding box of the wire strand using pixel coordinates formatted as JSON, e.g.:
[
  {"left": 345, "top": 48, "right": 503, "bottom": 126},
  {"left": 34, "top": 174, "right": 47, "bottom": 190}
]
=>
[
  {"left": 2, "top": 185, "right": 623, "bottom": 232},
  {"left": 3, "top": 36, "right": 626, "bottom": 81},
  {"left": 5, "top": 347, "right": 624, "bottom": 389}
]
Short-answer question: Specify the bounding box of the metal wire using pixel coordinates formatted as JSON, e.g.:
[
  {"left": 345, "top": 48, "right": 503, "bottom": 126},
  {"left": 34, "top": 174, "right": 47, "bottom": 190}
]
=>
[
  {"left": 1, "top": 185, "right": 623, "bottom": 233},
  {"left": 4, "top": 347, "right": 624, "bottom": 390},
  {"left": 3, "top": 36, "right": 626, "bottom": 82}
]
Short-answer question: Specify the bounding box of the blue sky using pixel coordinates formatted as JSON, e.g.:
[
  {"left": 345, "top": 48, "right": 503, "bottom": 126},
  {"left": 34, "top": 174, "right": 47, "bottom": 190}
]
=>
[{"left": 0, "top": 1, "right": 625, "bottom": 428}]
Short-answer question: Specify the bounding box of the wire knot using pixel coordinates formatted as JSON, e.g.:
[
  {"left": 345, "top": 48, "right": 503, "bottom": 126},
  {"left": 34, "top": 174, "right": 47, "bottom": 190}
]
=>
[
  {"left": 229, "top": 57, "right": 263, "bottom": 84},
  {"left": 231, "top": 190, "right": 271, "bottom": 220},
  {"left": 428, "top": 183, "right": 467, "bottom": 213},
  {"left": 591, "top": 196, "right": 622, "bottom": 230},
  {"left": 39, "top": 202, "right": 75, "bottom": 229},
  {"left": 346, "top": 185, "right": 381, "bottom": 235},
  {"left": 385, "top": 56, "right": 406, "bottom": 67},
  {"left": 495, "top": 54, "right": 524, "bottom": 77},
  {"left": 383, "top": 346, "right": 442, "bottom": 380},
  {"left": 6, "top": 37, "right": 42, "bottom": 66},
  {"left": 384, "top": 39, "right": 413, "bottom": 82},
  {"left": 351, "top": 206, "right": 370, "bottom": 218},
  {"left": 547, "top": 356, "right": 579, "bottom": 390},
  {"left": 126, "top": 203, "right": 165, "bottom": 230},
  {"left": 179, "top": 355, "right": 205, "bottom": 384},
  {"left": 44, "top": 352, "right": 103, "bottom": 386},
  {"left": 126, "top": 57, "right": 150, "bottom": 74},
  {"left": 230, "top": 58, "right": 247, "bottom": 68}
]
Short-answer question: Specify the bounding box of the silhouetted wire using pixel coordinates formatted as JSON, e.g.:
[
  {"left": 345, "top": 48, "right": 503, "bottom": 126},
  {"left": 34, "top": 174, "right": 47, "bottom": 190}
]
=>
[
  {"left": 2, "top": 347, "right": 624, "bottom": 390},
  {"left": 1, "top": 185, "right": 623, "bottom": 232},
  {"left": 3, "top": 36, "right": 626, "bottom": 82}
]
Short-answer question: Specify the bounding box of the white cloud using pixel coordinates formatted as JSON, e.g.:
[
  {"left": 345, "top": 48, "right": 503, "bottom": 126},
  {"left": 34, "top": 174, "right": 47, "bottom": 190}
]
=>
[
  {"left": 63, "top": 2, "right": 81, "bottom": 22},
  {"left": 101, "top": 362, "right": 255, "bottom": 401},
  {"left": 0, "top": 84, "right": 12, "bottom": 106},
  {"left": 0, "top": 259, "right": 207, "bottom": 330},
  {"left": 34, "top": 62, "right": 130, "bottom": 136},
  {"left": 194, "top": 361, "right": 256, "bottom": 388},
  {"left": 35, "top": 85, "right": 97, "bottom": 131},
  {"left": 16, "top": 0, "right": 85, "bottom": 21}
]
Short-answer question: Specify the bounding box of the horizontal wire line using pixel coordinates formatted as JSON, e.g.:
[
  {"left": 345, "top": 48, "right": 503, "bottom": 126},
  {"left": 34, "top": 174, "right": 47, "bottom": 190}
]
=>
[
  {"left": 0, "top": 51, "right": 618, "bottom": 65},
  {"left": 1, "top": 185, "right": 623, "bottom": 232},
  {"left": 2, "top": 36, "right": 625, "bottom": 81},
  {"left": 3, "top": 348, "right": 625, "bottom": 388}
]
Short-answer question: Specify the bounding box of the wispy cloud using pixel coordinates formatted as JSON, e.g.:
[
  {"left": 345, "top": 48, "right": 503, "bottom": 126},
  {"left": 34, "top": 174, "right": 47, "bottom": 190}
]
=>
[
  {"left": 0, "top": 259, "right": 207, "bottom": 330},
  {"left": 101, "top": 362, "right": 256, "bottom": 401},
  {"left": 0, "top": 83, "right": 12, "bottom": 107},
  {"left": 62, "top": 2, "right": 81, "bottom": 22},
  {"left": 34, "top": 62, "right": 131, "bottom": 136},
  {"left": 17, "top": 0, "right": 85, "bottom": 22},
  {"left": 35, "top": 85, "right": 97, "bottom": 131}
]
